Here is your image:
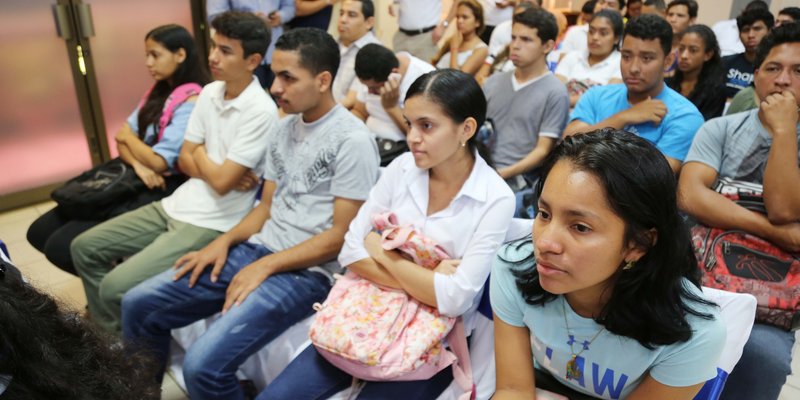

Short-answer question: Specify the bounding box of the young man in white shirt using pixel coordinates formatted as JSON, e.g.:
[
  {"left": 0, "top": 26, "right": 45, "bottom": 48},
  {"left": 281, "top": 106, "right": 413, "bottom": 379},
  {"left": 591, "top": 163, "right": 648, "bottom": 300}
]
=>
[
  {"left": 121, "top": 28, "right": 379, "bottom": 400},
  {"left": 207, "top": 0, "right": 296, "bottom": 89},
  {"left": 71, "top": 11, "right": 276, "bottom": 333},
  {"left": 333, "top": 0, "right": 380, "bottom": 109},
  {"left": 352, "top": 43, "right": 435, "bottom": 165},
  {"left": 483, "top": 8, "right": 570, "bottom": 192}
]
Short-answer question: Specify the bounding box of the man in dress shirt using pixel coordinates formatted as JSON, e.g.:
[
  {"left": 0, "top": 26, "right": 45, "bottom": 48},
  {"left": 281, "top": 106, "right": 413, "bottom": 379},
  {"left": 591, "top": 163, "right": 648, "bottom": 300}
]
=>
[
  {"left": 334, "top": 0, "right": 380, "bottom": 109},
  {"left": 389, "top": 0, "right": 455, "bottom": 62}
]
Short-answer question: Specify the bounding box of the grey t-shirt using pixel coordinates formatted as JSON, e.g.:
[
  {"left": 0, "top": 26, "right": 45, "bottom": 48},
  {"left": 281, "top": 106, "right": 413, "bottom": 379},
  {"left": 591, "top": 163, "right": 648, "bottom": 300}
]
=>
[
  {"left": 483, "top": 71, "right": 570, "bottom": 171},
  {"left": 250, "top": 105, "right": 380, "bottom": 277},
  {"left": 685, "top": 109, "right": 800, "bottom": 184}
]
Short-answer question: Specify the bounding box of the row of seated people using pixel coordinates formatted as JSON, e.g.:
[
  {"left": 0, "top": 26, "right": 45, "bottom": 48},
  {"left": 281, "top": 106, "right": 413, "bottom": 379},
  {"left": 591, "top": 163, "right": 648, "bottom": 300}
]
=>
[{"left": 22, "top": 7, "right": 797, "bottom": 400}]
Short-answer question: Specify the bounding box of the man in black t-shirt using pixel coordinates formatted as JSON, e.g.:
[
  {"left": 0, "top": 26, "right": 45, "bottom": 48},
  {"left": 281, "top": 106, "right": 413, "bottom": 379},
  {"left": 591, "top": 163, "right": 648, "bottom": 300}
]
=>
[{"left": 722, "top": 7, "right": 773, "bottom": 98}]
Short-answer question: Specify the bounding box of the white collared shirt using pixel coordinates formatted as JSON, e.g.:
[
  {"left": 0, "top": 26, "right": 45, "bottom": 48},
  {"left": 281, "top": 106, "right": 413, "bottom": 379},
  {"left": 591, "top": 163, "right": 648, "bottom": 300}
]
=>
[
  {"left": 395, "top": 0, "right": 441, "bottom": 30},
  {"left": 554, "top": 49, "right": 622, "bottom": 85},
  {"left": 338, "top": 152, "right": 516, "bottom": 332},
  {"left": 334, "top": 31, "right": 381, "bottom": 102},
  {"left": 162, "top": 77, "right": 279, "bottom": 232}
]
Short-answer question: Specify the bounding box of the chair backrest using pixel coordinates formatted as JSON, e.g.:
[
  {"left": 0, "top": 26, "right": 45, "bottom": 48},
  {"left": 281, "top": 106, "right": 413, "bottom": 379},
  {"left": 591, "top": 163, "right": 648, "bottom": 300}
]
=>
[
  {"left": 692, "top": 287, "right": 757, "bottom": 400},
  {"left": 0, "top": 239, "right": 9, "bottom": 262}
]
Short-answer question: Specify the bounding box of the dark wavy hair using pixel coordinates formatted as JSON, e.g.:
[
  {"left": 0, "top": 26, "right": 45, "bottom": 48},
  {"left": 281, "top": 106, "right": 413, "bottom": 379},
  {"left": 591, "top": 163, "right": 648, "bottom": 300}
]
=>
[
  {"left": 137, "top": 24, "right": 209, "bottom": 141},
  {"left": 504, "top": 129, "right": 715, "bottom": 349},
  {"left": 667, "top": 25, "right": 725, "bottom": 120},
  {"left": 624, "top": 14, "right": 673, "bottom": 57},
  {"left": 404, "top": 69, "right": 492, "bottom": 166},
  {"left": 755, "top": 21, "right": 800, "bottom": 69},
  {"left": 0, "top": 262, "right": 159, "bottom": 399}
]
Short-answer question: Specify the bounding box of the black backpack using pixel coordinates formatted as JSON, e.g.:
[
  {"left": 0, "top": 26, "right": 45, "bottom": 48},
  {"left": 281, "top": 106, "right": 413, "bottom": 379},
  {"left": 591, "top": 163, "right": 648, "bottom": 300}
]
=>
[{"left": 51, "top": 158, "right": 146, "bottom": 220}]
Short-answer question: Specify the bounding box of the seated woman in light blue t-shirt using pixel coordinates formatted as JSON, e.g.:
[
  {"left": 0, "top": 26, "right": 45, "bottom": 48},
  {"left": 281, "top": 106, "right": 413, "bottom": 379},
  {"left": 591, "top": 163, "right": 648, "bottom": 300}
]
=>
[{"left": 491, "top": 129, "right": 726, "bottom": 400}]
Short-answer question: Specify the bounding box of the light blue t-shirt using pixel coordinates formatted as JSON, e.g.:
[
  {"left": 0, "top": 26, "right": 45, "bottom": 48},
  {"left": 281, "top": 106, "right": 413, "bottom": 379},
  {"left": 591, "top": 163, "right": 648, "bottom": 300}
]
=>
[
  {"left": 570, "top": 84, "right": 704, "bottom": 162},
  {"left": 126, "top": 101, "right": 195, "bottom": 171},
  {"left": 490, "top": 242, "right": 726, "bottom": 400}
]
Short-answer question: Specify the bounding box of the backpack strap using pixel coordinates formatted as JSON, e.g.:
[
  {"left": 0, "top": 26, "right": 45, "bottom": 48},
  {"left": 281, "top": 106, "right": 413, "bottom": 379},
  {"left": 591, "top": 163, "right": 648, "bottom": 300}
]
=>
[
  {"left": 157, "top": 83, "right": 202, "bottom": 142},
  {"left": 447, "top": 317, "right": 476, "bottom": 400}
]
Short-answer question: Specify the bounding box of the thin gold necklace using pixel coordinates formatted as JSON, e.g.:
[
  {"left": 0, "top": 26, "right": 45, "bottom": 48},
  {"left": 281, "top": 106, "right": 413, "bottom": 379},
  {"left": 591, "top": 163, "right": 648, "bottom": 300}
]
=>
[{"left": 562, "top": 298, "right": 605, "bottom": 381}]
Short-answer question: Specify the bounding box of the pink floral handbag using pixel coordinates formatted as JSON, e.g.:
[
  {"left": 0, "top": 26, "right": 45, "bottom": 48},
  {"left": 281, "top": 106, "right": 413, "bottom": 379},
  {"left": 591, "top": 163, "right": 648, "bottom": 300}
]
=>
[{"left": 309, "top": 212, "right": 474, "bottom": 399}]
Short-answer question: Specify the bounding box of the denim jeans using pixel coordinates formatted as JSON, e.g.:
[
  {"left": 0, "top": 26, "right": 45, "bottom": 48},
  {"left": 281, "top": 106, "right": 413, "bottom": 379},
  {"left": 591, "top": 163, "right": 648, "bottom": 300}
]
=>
[
  {"left": 257, "top": 345, "right": 454, "bottom": 400},
  {"left": 121, "top": 241, "right": 331, "bottom": 400},
  {"left": 719, "top": 323, "right": 795, "bottom": 400}
]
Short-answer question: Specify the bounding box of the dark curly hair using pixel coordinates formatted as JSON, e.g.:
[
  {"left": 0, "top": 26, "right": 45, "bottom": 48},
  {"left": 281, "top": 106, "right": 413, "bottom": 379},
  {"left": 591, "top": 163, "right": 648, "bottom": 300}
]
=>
[
  {"left": 0, "top": 261, "right": 159, "bottom": 400},
  {"left": 624, "top": 14, "right": 673, "bottom": 57},
  {"left": 504, "top": 129, "right": 716, "bottom": 349}
]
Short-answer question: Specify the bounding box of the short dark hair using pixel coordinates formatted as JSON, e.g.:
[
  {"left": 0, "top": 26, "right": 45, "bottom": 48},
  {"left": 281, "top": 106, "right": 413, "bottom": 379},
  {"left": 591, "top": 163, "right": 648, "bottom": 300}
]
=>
[
  {"left": 644, "top": 0, "right": 666, "bottom": 11},
  {"left": 737, "top": 8, "right": 775, "bottom": 31},
  {"left": 744, "top": 0, "right": 769, "bottom": 12},
  {"left": 755, "top": 22, "right": 800, "bottom": 69},
  {"left": 275, "top": 28, "right": 340, "bottom": 78},
  {"left": 513, "top": 8, "right": 559, "bottom": 43},
  {"left": 779, "top": 7, "right": 800, "bottom": 22},
  {"left": 505, "top": 129, "right": 716, "bottom": 349},
  {"left": 211, "top": 11, "right": 271, "bottom": 58},
  {"left": 354, "top": 43, "right": 399, "bottom": 82},
  {"left": 582, "top": 0, "right": 598, "bottom": 14},
  {"left": 357, "top": 0, "right": 375, "bottom": 19},
  {"left": 667, "top": 0, "right": 698, "bottom": 18},
  {"left": 516, "top": 1, "right": 539, "bottom": 14},
  {"left": 624, "top": 14, "right": 673, "bottom": 56}
]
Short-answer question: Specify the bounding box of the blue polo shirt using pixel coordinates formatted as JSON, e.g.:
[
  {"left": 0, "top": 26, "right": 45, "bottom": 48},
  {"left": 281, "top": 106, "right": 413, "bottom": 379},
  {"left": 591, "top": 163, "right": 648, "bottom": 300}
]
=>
[{"left": 570, "top": 84, "right": 704, "bottom": 162}]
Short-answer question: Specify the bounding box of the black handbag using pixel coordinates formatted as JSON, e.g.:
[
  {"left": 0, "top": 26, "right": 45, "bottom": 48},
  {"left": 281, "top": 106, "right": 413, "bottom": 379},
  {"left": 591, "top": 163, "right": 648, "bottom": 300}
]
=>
[
  {"left": 376, "top": 138, "right": 409, "bottom": 167},
  {"left": 51, "top": 158, "right": 184, "bottom": 220}
]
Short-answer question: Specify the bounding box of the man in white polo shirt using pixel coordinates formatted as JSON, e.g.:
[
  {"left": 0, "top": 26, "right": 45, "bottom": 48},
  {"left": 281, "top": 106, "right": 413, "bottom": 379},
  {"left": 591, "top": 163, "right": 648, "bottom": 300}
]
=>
[
  {"left": 352, "top": 43, "right": 435, "bottom": 165},
  {"left": 71, "top": 11, "right": 278, "bottom": 333},
  {"left": 334, "top": 0, "right": 380, "bottom": 109}
]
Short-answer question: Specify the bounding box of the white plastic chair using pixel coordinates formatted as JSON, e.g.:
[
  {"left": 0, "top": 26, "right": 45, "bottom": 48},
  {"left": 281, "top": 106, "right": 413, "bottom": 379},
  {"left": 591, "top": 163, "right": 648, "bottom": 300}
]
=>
[{"left": 691, "top": 287, "right": 757, "bottom": 400}]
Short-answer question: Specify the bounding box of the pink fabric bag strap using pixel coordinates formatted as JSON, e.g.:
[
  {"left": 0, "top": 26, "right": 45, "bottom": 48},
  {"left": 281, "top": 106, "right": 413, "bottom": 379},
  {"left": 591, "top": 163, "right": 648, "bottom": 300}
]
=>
[
  {"left": 136, "top": 82, "right": 202, "bottom": 142},
  {"left": 447, "top": 317, "right": 476, "bottom": 400}
]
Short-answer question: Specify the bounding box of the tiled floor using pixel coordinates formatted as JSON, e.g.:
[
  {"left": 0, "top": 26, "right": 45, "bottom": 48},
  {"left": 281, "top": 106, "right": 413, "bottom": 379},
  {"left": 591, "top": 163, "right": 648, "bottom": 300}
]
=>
[{"left": 1, "top": 202, "right": 798, "bottom": 399}]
